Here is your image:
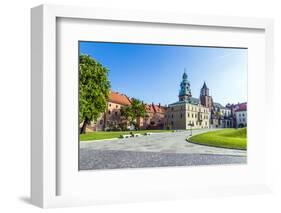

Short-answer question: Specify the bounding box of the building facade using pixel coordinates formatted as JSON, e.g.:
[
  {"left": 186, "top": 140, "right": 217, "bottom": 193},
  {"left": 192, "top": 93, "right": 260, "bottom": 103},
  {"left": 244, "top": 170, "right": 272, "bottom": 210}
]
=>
[
  {"left": 86, "top": 91, "right": 167, "bottom": 132},
  {"left": 164, "top": 71, "right": 242, "bottom": 130},
  {"left": 200, "top": 82, "right": 233, "bottom": 128},
  {"left": 138, "top": 103, "right": 167, "bottom": 130},
  {"left": 165, "top": 72, "right": 210, "bottom": 130},
  {"left": 226, "top": 102, "right": 247, "bottom": 128},
  {"left": 235, "top": 110, "right": 247, "bottom": 128},
  {"left": 93, "top": 91, "right": 131, "bottom": 131},
  {"left": 84, "top": 72, "right": 246, "bottom": 132}
]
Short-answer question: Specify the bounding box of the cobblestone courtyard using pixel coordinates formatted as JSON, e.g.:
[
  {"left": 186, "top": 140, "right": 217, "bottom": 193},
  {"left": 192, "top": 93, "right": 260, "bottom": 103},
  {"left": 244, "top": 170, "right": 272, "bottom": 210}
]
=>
[{"left": 80, "top": 129, "right": 247, "bottom": 170}]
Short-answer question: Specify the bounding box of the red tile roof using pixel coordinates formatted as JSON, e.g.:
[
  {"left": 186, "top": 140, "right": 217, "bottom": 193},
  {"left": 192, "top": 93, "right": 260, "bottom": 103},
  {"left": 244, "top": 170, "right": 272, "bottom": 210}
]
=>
[
  {"left": 227, "top": 102, "right": 247, "bottom": 112},
  {"left": 108, "top": 91, "right": 131, "bottom": 106},
  {"left": 236, "top": 103, "right": 247, "bottom": 111},
  {"left": 145, "top": 103, "right": 166, "bottom": 114},
  {"left": 109, "top": 91, "right": 167, "bottom": 113},
  {"left": 152, "top": 104, "right": 166, "bottom": 113},
  {"left": 145, "top": 104, "right": 154, "bottom": 113}
]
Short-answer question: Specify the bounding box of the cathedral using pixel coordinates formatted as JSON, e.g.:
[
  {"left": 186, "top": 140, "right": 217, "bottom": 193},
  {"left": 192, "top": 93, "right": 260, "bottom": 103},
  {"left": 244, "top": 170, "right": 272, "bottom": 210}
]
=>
[
  {"left": 164, "top": 72, "right": 210, "bottom": 130},
  {"left": 164, "top": 71, "right": 233, "bottom": 130}
]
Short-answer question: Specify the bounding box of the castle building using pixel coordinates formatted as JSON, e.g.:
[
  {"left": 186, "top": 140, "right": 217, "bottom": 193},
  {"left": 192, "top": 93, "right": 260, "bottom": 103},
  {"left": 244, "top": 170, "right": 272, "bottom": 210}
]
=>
[
  {"left": 210, "top": 103, "right": 232, "bottom": 128},
  {"left": 235, "top": 110, "right": 247, "bottom": 128},
  {"left": 164, "top": 72, "right": 210, "bottom": 130},
  {"left": 94, "top": 91, "right": 131, "bottom": 131},
  {"left": 87, "top": 91, "right": 167, "bottom": 132},
  {"left": 138, "top": 103, "right": 167, "bottom": 130},
  {"left": 200, "top": 82, "right": 213, "bottom": 108},
  {"left": 226, "top": 102, "right": 247, "bottom": 128},
  {"left": 84, "top": 72, "right": 244, "bottom": 132},
  {"left": 199, "top": 81, "right": 232, "bottom": 128}
]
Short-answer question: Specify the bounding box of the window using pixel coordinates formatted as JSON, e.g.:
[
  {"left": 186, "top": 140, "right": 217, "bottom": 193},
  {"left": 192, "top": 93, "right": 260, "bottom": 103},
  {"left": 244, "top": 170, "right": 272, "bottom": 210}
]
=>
[
  {"left": 109, "top": 104, "right": 111, "bottom": 107},
  {"left": 100, "top": 120, "right": 103, "bottom": 125},
  {"left": 116, "top": 105, "right": 118, "bottom": 108},
  {"left": 171, "top": 107, "right": 174, "bottom": 111},
  {"left": 172, "top": 114, "right": 173, "bottom": 118},
  {"left": 108, "top": 110, "right": 111, "bottom": 114},
  {"left": 242, "top": 113, "right": 245, "bottom": 117},
  {"left": 115, "top": 111, "right": 118, "bottom": 116},
  {"left": 180, "top": 113, "right": 183, "bottom": 118},
  {"left": 188, "top": 113, "right": 190, "bottom": 117}
]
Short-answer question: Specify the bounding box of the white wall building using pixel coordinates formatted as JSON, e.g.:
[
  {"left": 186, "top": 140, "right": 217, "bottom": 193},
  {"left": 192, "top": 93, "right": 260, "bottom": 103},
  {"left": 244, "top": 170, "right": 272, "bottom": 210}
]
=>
[{"left": 235, "top": 110, "right": 247, "bottom": 128}]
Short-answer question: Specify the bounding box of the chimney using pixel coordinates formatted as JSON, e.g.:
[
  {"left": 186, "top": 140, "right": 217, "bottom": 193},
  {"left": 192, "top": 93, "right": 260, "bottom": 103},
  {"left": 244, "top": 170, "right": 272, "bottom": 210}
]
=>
[{"left": 158, "top": 103, "right": 160, "bottom": 107}]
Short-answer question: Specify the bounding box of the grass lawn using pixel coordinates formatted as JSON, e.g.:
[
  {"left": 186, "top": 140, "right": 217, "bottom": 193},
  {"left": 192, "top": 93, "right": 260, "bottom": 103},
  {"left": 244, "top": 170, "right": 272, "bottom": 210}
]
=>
[
  {"left": 80, "top": 130, "right": 173, "bottom": 141},
  {"left": 188, "top": 128, "right": 247, "bottom": 150}
]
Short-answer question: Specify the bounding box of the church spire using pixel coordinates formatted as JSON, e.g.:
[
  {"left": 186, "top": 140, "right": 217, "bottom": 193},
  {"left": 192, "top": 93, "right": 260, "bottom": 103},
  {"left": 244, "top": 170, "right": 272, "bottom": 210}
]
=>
[
  {"left": 202, "top": 81, "right": 207, "bottom": 89},
  {"left": 182, "top": 68, "right": 187, "bottom": 80},
  {"left": 200, "top": 81, "right": 213, "bottom": 108},
  {"left": 179, "top": 69, "right": 192, "bottom": 101},
  {"left": 200, "top": 81, "right": 209, "bottom": 96}
]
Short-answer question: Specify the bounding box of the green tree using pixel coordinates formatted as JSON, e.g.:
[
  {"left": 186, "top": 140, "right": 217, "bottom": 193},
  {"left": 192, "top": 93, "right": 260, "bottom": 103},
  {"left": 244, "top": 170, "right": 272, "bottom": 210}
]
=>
[
  {"left": 120, "top": 98, "right": 146, "bottom": 130},
  {"left": 79, "top": 54, "right": 111, "bottom": 134}
]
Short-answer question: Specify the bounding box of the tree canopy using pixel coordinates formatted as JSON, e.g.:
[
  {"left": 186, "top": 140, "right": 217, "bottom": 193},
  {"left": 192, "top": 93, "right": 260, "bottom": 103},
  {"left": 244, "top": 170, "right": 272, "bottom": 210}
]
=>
[
  {"left": 120, "top": 98, "right": 146, "bottom": 130},
  {"left": 79, "top": 54, "right": 111, "bottom": 134}
]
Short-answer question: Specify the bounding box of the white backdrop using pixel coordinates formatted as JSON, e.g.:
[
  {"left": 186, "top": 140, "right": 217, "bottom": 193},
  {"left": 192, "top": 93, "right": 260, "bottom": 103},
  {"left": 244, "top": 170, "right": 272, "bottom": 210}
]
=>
[{"left": 0, "top": 0, "right": 281, "bottom": 212}]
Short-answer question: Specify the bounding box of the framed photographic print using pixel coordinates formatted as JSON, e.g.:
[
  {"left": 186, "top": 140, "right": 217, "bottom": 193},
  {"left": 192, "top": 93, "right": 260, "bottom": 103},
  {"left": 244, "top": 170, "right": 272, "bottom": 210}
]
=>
[
  {"left": 78, "top": 42, "right": 247, "bottom": 171},
  {"left": 31, "top": 4, "right": 274, "bottom": 208}
]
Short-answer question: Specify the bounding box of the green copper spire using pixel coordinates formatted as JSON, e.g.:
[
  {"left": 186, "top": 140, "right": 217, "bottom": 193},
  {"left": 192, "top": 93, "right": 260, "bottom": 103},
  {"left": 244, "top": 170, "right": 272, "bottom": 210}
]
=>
[{"left": 179, "top": 69, "right": 192, "bottom": 101}]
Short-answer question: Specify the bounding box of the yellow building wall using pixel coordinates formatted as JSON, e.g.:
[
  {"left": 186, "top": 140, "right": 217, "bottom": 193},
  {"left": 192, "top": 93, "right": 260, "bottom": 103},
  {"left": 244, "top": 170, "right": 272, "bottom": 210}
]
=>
[{"left": 165, "top": 103, "right": 210, "bottom": 130}]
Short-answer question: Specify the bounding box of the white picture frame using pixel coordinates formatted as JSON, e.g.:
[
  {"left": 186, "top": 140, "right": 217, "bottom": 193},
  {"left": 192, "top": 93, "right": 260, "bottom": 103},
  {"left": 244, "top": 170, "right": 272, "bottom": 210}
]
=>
[{"left": 31, "top": 4, "right": 274, "bottom": 208}]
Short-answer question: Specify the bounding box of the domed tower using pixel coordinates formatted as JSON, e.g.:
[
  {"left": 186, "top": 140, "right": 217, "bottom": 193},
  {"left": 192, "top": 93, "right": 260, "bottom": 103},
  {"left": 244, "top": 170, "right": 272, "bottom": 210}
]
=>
[
  {"left": 200, "top": 81, "right": 213, "bottom": 108},
  {"left": 178, "top": 70, "right": 192, "bottom": 101}
]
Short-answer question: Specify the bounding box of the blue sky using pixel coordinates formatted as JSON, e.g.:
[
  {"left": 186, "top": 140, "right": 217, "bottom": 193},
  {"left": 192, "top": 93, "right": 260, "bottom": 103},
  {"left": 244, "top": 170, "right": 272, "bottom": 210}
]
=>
[{"left": 79, "top": 41, "right": 247, "bottom": 106}]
